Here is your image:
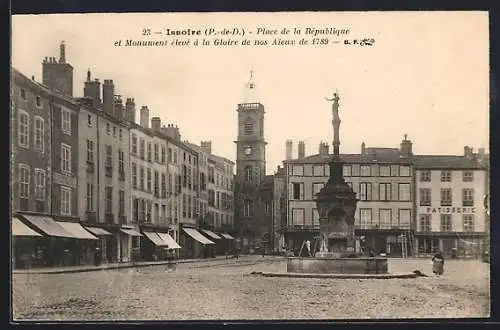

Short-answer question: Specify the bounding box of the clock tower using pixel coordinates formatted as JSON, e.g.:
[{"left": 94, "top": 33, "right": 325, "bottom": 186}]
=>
[{"left": 234, "top": 71, "right": 267, "bottom": 251}]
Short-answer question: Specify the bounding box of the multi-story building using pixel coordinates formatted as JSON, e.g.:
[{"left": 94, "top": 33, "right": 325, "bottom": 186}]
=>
[
  {"left": 414, "top": 146, "right": 488, "bottom": 257},
  {"left": 282, "top": 136, "right": 415, "bottom": 256},
  {"left": 234, "top": 73, "right": 268, "bottom": 252}
]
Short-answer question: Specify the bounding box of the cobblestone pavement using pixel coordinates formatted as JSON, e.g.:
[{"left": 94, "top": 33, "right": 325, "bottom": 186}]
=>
[{"left": 12, "top": 257, "right": 490, "bottom": 321}]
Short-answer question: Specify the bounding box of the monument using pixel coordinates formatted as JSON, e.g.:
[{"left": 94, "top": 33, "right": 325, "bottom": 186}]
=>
[{"left": 285, "top": 91, "right": 389, "bottom": 275}]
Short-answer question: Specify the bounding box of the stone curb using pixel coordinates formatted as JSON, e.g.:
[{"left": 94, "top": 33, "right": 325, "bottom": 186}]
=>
[
  {"left": 13, "top": 256, "right": 253, "bottom": 275},
  {"left": 250, "top": 271, "right": 420, "bottom": 279}
]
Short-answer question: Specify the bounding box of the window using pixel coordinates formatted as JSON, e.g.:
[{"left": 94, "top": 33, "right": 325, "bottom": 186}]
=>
[
  {"left": 379, "top": 183, "right": 391, "bottom": 201},
  {"left": 105, "top": 145, "right": 112, "bottom": 167},
  {"left": 147, "top": 143, "right": 152, "bottom": 161},
  {"left": 291, "top": 208, "right": 305, "bottom": 226},
  {"left": 360, "top": 165, "right": 371, "bottom": 176},
  {"left": 119, "top": 190, "right": 125, "bottom": 216},
  {"left": 292, "top": 165, "right": 304, "bottom": 176},
  {"left": 463, "top": 214, "right": 475, "bottom": 232},
  {"left": 161, "top": 173, "right": 166, "bottom": 197},
  {"left": 440, "top": 214, "right": 452, "bottom": 231},
  {"left": 168, "top": 147, "right": 173, "bottom": 163},
  {"left": 132, "top": 163, "right": 137, "bottom": 189},
  {"left": 173, "top": 150, "right": 178, "bottom": 164},
  {"left": 462, "top": 188, "right": 474, "bottom": 206},
  {"left": 359, "top": 182, "right": 372, "bottom": 201},
  {"left": 20, "top": 88, "right": 27, "bottom": 101},
  {"left": 161, "top": 145, "right": 166, "bottom": 163},
  {"left": 113, "top": 126, "right": 116, "bottom": 137},
  {"left": 342, "top": 165, "right": 352, "bottom": 177},
  {"left": 35, "top": 95, "right": 42, "bottom": 108},
  {"left": 87, "top": 139, "right": 94, "bottom": 163},
  {"left": 420, "top": 188, "right": 431, "bottom": 206},
  {"left": 441, "top": 171, "right": 451, "bottom": 182},
  {"left": 398, "top": 183, "right": 411, "bottom": 201},
  {"left": 131, "top": 134, "right": 137, "bottom": 154},
  {"left": 244, "top": 166, "right": 252, "bottom": 182},
  {"left": 312, "top": 183, "right": 324, "bottom": 197},
  {"left": 147, "top": 168, "right": 152, "bottom": 192},
  {"left": 398, "top": 209, "right": 411, "bottom": 228},
  {"left": 313, "top": 165, "right": 324, "bottom": 176},
  {"left": 62, "top": 108, "right": 71, "bottom": 134},
  {"left": 140, "top": 139, "right": 145, "bottom": 159},
  {"left": 244, "top": 123, "right": 253, "bottom": 135},
  {"left": 133, "top": 197, "right": 139, "bottom": 221},
  {"left": 87, "top": 114, "right": 92, "bottom": 126},
  {"left": 379, "top": 166, "right": 390, "bottom": 177},
  {"left": 390, "top": 165, "right": 399, "bottom": 176},
  {"left": 61, "top": 144, "right": 72, "bottom": 175},
  {"left": 168, "top": 173, "right": 173, "bottom": 195},
  {"left": 119, "top": 129, "right": 122, "bottom": 140},
  {"left": 18, "top": 110, "right": 29, "bottom": 147},
  {"left": 379, "top": 209, "right": 392, "bottom": 228},
  {"left": 243, "top": 200, "right": 253, "bottom": 217},
  {"left": 292, "top": 183, "right": 304, "bottom": 200},
  {"left": 117, "top": 150, "right": 124, "bottom": 176},
  {"left": 440, "top": 188, "right": 452, "bottom": 206},
  {"left": 359, "top": 209, "right": 372, "bottom": 227},
  {"left": 140, "top": 167, "right": 145, "bottom": 190},
  {"left": 154, "top": 171, "right": 159, "bottom": 196},
  {"left": 33, "top": 116, "right": 44, "bottom": 152},
  {"left": 18, "top": 165, "right": 30, "bottom": 199},
  {"left": 312, "top": 208, "right": 320, "bottom": 226},
  {"left": 105, "top": 186, "right": 113, "bottom": 214},
  {"left": 463, "top": 171, "right": 474, "bottom": 182},
  {"left": 420, "top": 170, "right": 431, "bottom": 182},
  {"left": 419, "top": 214, "right": 431, "bottom": 231},
  {"left": 34, "top": 169, "right": 46, "bottom": 200},
  {"left": 106, "top": 123, "right": 110, "bottom": 135},
  {"left": 60, "top": 186, "right": 72, "bottom": 216},
  {"left": 399, "top": 165, "right": 410, "bottom": 177},
  {"left": 86, "top": 183, "right": 94, "bottom": 211}
]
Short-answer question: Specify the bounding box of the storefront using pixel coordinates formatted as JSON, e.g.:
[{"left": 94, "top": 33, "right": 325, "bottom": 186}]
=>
[
  {"left": 55, "top": 221, "right": 99, "bottom": 265},
  {"left": 119, "top": 228, "right": 142, "bottom": 262},
  {"left": 12, "top": 217, "right": 43, "bottom": 269},
  {"left": 142, "top": 231, "right": 168, "bottom": 261},
  {"left": 217, "top": 232, "right": 235, "bottom": 254},
  {"left": 201, "top": 229, "right": 223, "bottom": 255},
  {"left": 181, "top": 227, "right": 215, "bottom": 258},
  {"left": 83, "top": 226, "right": 113, "bottom": 264}
]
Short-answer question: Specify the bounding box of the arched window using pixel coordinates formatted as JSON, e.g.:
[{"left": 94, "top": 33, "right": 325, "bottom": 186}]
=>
[
  {"left": 244, "top": 166, "right": 252, "bottom": 182},
  {"left": 243, "top": 200, "right": 253, "bottom": 217}
]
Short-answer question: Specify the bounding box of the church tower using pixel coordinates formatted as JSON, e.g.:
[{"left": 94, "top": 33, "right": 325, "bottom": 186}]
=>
[{"left": 234, "top": 71, "right": 267, "bottom": 250}]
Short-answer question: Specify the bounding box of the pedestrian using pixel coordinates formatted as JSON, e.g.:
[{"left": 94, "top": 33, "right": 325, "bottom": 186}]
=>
[
  {"left": 94, "top": 247, "right": 102, "bottom": 266},
  {"left": 306, "top": 240, "right": 312, "bottom": 257},
  {"left": 432, "top": 250, "right": 445, "bottom": 276}
]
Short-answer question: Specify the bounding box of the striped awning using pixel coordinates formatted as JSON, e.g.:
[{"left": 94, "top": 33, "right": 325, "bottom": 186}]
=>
[
  {"left": 84, "top": 226, "right": 112, "bottom": 236},
  {"left": 120, "top": 228, "right": 142, "bottom": 237},
  {"left": 201, "top": 229, "right": 222, "bottom": 240},
  {"left": 183, "top": 228, "right": 215, "bottom": 245},
  {"left": 220, "top": 233, "right": 235, "bottom": 240},
  {"left": 56, "top": 221, "right": 99, "bottom": 240},
  {"left": 12, "top": 217, "right": 42, "bottom": 237},
  {"left": 157, "top": 232, "right": 182, "bottom": 249},
  {"left": 21, "top": 215, "right": 75, "bottom": 238},
  {"left": 143, "top": 231, "right": 167, "bottom": 246}
]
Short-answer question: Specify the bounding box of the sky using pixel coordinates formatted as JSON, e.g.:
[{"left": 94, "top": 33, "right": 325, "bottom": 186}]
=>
[{"left": 12, "top": 12, "right": 489, "bottom": 174}]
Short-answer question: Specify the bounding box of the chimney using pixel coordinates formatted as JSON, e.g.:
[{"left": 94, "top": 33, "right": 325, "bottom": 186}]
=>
[
  {"left": 400, "top": 134, "right": 413, "bottom": 157},
  {"left": 286, "top": 140, "right": 293, "bottom": 160},
  {"left": 114, "top": 95, "right": 124, "bottom": 120},
  {"left": 102, "top": 79, "right": 115, "bottom": 115},
  {"left": 322, "top": 143, "right": 330, "bottom": 155},
  {"left": 59, "top": 41, "right": 66, "bottom": 63},
  {"left": 151, "top": 117, "right": 161, "bottom": 131},
  {"left": 125, "top": 98, "right": 136, "bottom": 123},
  {"left": 361, "top": 142, "right": 366, "bottom": 154},
  {"left": 140, "top": 106, "right": 149, "bottom": 128},
  {"left": 464, "top": 145, "right": 473, "bottom": 158},
  {"left": 201, "top": 141, "right": 212, "bottom": 154},
  {"left": 478, "top": 148, "right": 485, "bottom": 156},
  {"left": 298, "top": 141, "right": 305, "bottom": 159},
  {"left": 83, "top": 70, "right": 101, "bottom": 108}
]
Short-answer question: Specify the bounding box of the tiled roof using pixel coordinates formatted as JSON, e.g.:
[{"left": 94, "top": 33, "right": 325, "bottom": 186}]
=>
[
  {"left": 286, "top": 150, "right": 411, "bottom": 165},
  {"left": 413, "top": 155, "right": 485, "bottom": 170}
]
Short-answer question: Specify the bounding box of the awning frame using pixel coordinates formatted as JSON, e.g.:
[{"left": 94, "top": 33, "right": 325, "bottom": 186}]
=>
[{"left": 183, "top": 228, "right": 215, "bottom": 245}]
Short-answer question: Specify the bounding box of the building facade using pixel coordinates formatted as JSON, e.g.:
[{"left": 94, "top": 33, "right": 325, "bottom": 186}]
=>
[
  {"left": 414, "top": 148, "right": 488, "bottom": 257},
  {"left": 282, "top": 137, "right": 415, "bottom": 256},
  {"left": 234, "top": 74, "right": 268, "bottom": 252}
]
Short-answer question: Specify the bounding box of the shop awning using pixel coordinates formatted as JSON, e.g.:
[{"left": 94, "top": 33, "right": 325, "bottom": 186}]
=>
[
  {"left": 143, "top": 231, "right": 167, "bottom": 246},
  {"left": 120, "top": 228, "right": 143, "bottom": 237},
  {"left": 157, "top": 232, "right": 182, "bottom": 249},
  {"left": 220, "top": 233, "right": 235, "bottom": 240},
  {"left": 12, "top": 217, "right": 42, "bottom": 237},
  {"left": 183, "top": 228, "right": 215, "bottom": 245},
  {"left": 21, "top": 215, "right": 75, "bottom": 238},
  {"left": 56, "top": 221, "right": 99, "bottom": 240},
  {"left": 201, "top": 229, "right": 222, "bottom": 240},
  {"left": 84, "top": 226, "right": 112, "bottom": 236}
]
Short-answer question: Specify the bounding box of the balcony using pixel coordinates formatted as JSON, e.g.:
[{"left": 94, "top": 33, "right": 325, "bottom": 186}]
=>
[
  {"left": 87, "top": 161, "right": 95, "bottom": 173},
  {"left": 105, "top": 213, "right": 114, "bottom": 224},
  {"left": 355, "top": 224, "right": 411, "bottom": 230},
  {"left": 85, "top": 211, "right": 97, "bottom": 224},
  {"left": 119, "top": 214, "right": 127, "bottom": 225}
]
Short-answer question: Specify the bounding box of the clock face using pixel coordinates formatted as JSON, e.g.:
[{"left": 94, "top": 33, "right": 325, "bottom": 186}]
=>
[{"left": 244, "top": 147, "right": 252, "bottom": 156}]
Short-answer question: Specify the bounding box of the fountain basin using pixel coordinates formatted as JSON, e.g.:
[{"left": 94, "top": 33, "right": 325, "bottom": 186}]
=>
[{"left": 286, "top": 257, "right": 388, "bottom": 274}]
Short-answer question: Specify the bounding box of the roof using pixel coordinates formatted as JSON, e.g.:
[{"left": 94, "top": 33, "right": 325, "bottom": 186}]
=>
[
  {"left": 412, "top": 155, "right": 486, "bottom": 170},
  {"left": 286, "top": 150, "right": 411, "bottom": 165}
]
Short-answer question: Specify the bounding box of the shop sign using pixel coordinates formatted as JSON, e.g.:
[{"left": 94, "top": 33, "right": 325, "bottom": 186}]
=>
[{"left": 424, "top": 207, "right": 475, "bottom": 214}]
